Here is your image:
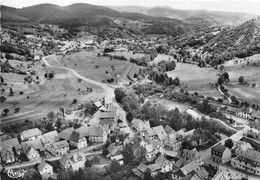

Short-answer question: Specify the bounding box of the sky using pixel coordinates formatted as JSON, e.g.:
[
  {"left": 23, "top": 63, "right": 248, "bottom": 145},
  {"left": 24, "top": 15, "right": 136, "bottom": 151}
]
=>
[{"left": 2, "top": 0, "right": 260, "bottom": 15}]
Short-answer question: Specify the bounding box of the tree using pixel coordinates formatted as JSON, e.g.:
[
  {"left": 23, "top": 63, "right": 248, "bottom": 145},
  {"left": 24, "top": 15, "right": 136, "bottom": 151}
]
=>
[
  {"left": 3, "top": 108, "right": 9, "bottom": 115},
  {"left": 238, "top": 76, "right": 244, "bottom": 85},
  {"left": 114, "top": 88, "right": 126, "bottom": 103},
  {"left": 46, "top": 123, "right": 54, "bottom": 131},
  {"left": 224, "top": 138, "right": 234, "bottom": 149},
  {"left": 84, "top": 159, "right": 92, "bottom": 168},
  {"left": 144, "top": 169, "right": 152, "bottom": 180},
  {"left": 0, "top": 96, "right": 6, "bottom": 104},
  {"left": 109, "top": 160, "right": 122, "bottom": 174},
  {"left": 9, "top": 87, "right": 14, "bottom": 96},
  {"left": 47, "top": 111, "right": 56, "bottom": 122},
  {"left": 122, "top": 144, "right": 135, "bottom": 165},
  {"left": 126, "top": 112, "right": 134, "bottom": 122}
]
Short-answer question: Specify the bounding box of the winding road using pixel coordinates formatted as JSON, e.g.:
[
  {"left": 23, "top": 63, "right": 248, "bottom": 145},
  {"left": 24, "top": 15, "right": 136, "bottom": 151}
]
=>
[{"left": 42, "top": 55, "right": 134, "bottom": 136}]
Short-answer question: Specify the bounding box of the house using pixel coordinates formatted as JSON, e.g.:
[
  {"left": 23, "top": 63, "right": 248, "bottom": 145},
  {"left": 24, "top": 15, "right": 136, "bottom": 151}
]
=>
[
  {"left": 71, "top": 152, "right": 86, "bottom": 171},
  {"left": 58, "top": 127, "right": 74, "bottom": 141},
  {"left": 145, "top": 144, "right": 156, "bottom": 162},
  {"left": 233, "top": 141, "right": 253, "bottom": 156},
  {"left": 104, "top": 97, "right": 113, "bottom": 107},
  {"left": 107, "top": 104, "right": 118, "bottom": 116},
  {"left": 107, "top": 144, "right": 124, "bottom": 165},
  {"left": 21, "top": 138, "right": 45, "bottom": 153},
  {"left": 1, "top": 147, "right": 15, "bottom": 164},
  {"left": 50, "top": 140, "right": 69, "bottom": 156},
  {"left": 94, "top": 101, "right": 103, "bottom": 108},
  {"left": 22, "top": 144, "right": 41, "bottom": 161},
  {"left": 132, "top": 118, "right": 150, "bottom": 136},
  {"left": 237, "top": 106, "right": 253, "bottom": 119},
  {"left": 40, "top": 130, "right": 58, "bottom": 145},
  {"left": 88, "top": 126, "right": 108, "bottom": 143},
  {"left": 153, "top": 125, "right": 168, "bottom": 141},
  {"left": 38, "top": 161, "right": 53, "bottom": 180},
  {"left": 0, "top": 138, "right": 22, "bottom": 155},
  {"left": 172, "top": 161, "right": 200, "bottom": 180},
  {"left": 69, "top": 131, "right": 87, "bottom": 150},
  {"left": 133, "top": 163, "right": 148, "bottom": 179},
  {"left": 147, "top": 163, "right": 161, "bottom": 177},
  {"left": 149, "top": 139, "right": 165, "bottom": 155},
  {"left": 186, "top": 109, "right": 201, "bottom": 120},
  {"left": 145, "top": 128, "right": 157, "bottom": 140},
  {"left": 99, "top": 111, "right": 117, "bottom": 132},
  {"left": 231, "top": 148, "right": 260, "bottom": 175},
  {"left": 192, "top": 168, "right": 209, "bottom": 180},
  {"left": 251, "top": 111, "right": 260, "bottom": 121},
  {"left": 155, "top": 154, "right": 173, "bottom": 173},
  {"left": 164, "top": 125, "right": 176, "bottom": 136},
  {"left": 163, "top": 133, "right": 182, "bottom": 151},
  {"left": 224, "top": 106, "right": 238, "bottom": 116},
  {"left": 211, "top": 144, "right": 231, "bottom": 165},
  {"left": 77, "top": 125, "right": 108, "bottom": 143},
  {"left": 60, "top": 155, "right": 73, "bottom": 171},
  {"left": 21, "top": 128, "right": 42, "bottom": 141}
]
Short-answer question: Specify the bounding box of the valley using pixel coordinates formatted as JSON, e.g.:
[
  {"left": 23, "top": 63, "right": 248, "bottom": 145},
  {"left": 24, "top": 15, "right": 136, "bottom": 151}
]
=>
[{"left": 1, "top": 2, "right": 260, "bottom": 180}]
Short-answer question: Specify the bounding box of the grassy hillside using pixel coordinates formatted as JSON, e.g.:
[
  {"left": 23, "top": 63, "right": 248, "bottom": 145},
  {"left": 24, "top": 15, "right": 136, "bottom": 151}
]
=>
[
  {"left": 204, "top": 16, "right": 260, "bottom": 61},
  {"left": 109, "top": 6, "right": 256, "bottom": 26},
  {"left": 1, "top": 3, "right": 188, "bottom": 36}
]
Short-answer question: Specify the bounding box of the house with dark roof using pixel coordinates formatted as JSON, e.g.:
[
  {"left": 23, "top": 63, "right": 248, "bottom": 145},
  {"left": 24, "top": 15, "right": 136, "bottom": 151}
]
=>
[
  {"left": 76, "top": 125, "right": 108, "bottom": 143},
  {"left": 133, "top": 163, "right": 148, "bottom": 179},
  {"left": 106, "top": 144, "right": 124, "bottom": 165},
  {"left": 59, "top": 155, "right": 72, "bottom": 171},
  {"left": 58, "top": 127, "right": 74, "bottom": 141},
  {"left": 69, "top": 131, "right": 87, "bottom": 150},
  {"left": 22, "top": 143, "right": 41, "bottom": 161},
  {"left": 231, "top": 148, "right": 260, "bottom": 175},
  {"left": 37, "top": 161, "right": 53, "bottom": 180},
  {"left": 0, "top": 138, "right": 22, "bottom": 155},
  {"left": 155, "top": 154, "right": 173, "bottom": 173},
  {"left": 172, "top": 161, "right": 200, "bottom": 180},
  {"left": 1, "top": 146, "right": 15, "bottom": 164},
  {"left": 211, "top": 144, "right": 231, "bottom": 165}
]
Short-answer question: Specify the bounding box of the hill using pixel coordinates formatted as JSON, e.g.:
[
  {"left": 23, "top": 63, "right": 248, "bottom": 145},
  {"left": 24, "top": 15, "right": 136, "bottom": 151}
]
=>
[
  {"left": 109, "top": 6, "right": 256, "bottom": 26},
  {"left": 204, "top": 16, "right": 260, "bottom": 61},
  {"left": 1, "top": 3, "right": 189, "bottom": 37}
]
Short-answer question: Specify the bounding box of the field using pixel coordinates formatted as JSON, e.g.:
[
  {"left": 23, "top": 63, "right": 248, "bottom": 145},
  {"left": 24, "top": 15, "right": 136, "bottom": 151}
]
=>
[
  {"left": 167, "top": 63, "right": 221, "bottom": 99},
  {"left": 46, "top": 51, "right": 139, "bottom": 82},
  {"left": 0, "top": 60, "right": 103, "bottom": 125},
  {"left": 107, "top": 51, "right": 145, "bottom": 60},
  {"left": 223, "top": 54, "right": 260, "bottom": 105}
]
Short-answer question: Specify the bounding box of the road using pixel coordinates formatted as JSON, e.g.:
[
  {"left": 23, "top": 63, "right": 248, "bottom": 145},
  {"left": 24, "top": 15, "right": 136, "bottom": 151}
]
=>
[{"left": 42, "top": 55, "right": 134, "bottom": 137}]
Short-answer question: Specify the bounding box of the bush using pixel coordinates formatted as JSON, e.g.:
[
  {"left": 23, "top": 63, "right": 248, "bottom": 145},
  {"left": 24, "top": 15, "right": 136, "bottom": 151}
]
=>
[
  {"left": 5, "top": 53, "right": 14, "bottom": 60},
  {"left": 72, "top": 99, "right": 77, "bottom": 104},
  {"left": 19, "top": 91, "right": 24, "bottom": 95}
]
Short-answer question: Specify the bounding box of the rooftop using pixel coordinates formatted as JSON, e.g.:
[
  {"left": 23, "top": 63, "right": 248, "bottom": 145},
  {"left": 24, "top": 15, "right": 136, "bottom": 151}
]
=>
[
  {"left": 212, "top": 144, "right": 227, "bottom": 153},
  {"left": 240, "top": 148, "right": 260, "bottom": 163},
  {"left": 21, "top": 128, "right": 42, "bottom": 139}
]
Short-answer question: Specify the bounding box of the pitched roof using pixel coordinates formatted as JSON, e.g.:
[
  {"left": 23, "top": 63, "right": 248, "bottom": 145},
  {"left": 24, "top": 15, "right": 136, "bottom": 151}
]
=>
[
  {"left": 89, "top": 126, "right": 106, "bottom": 137},
  {"left": 212, "top": 144, "right": 227, "bottom": 153},
  {"left": 137, "top": 163, "right": 148, "bottom": 173},
  {"left": 59, "top": 155, "right": 72, "bottom": 167},
  {"left": 72, "top": 152, "right": 85, "bottom": 162},
  {"left": 195, "top": 168, "right": 209, "bottom": 180},
  {"left": 240, "top": 149, "right": 260, "bottom": 163},
  {"left": 94, "top": 101, "right": 102, "bottom": 108},
  {"left": 0, "top": 138, "right": 21, "bottom": 151},
  {"left": 147, "top": 128, "right": 157, "bottom": 137},
  {"left": 70, "top": 131, "right": 84, "bottom": 143},
  {"left": 99, "top": 119, "right": 114, "bottom": 125},
  {"left": 99, "top": 111, "right": 116, "bottom": 119},
  {"left": 164, "top": 125, "right": 176, "bottom": 135},
  {"left": 107, "top": 105, "right": 117, "bottom": 112},
  {"left": 252, "top": 111, "right": 260, "bottom": 119},
  {"left": 180, "top": 161, "right": 200, "bottom": 175},
  {"left": 107, "top": 144, "right": 120, "bottom": 156},
  {"left": 21, "top": 139, "right": 44, "bottom": 152},
  {"left": 155, "top": 154, "right": 168, "bottom": 165},
  {"left": 21, "top": 128, "right": 42, "bottom": 139},
  {"left": 153, "top": 125, "right": 168, "bottom": 141},
  {"left": 40, "top": 130, "right": 58, "bottom": 144},
  {"left": 145, "top": 144, "right": 153, "bottom": 153},
  {"left": 52, "top": 140, "right": 69, "bottom": 149},
  {"left": 38, "top": 161, "right": 51, "bottom": 171},
  {"left": 147, "top": 163, "right": 161, "bottom": 172},
  {"left": 59, "top": 127, "right": 74, "bottom": 140}
]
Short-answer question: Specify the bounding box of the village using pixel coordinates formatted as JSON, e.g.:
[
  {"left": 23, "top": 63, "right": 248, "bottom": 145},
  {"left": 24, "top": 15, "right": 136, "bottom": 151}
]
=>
[{"left": 1, "top": 20, "right": 260, "bottom": 180}]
